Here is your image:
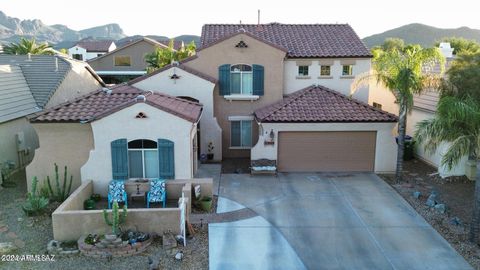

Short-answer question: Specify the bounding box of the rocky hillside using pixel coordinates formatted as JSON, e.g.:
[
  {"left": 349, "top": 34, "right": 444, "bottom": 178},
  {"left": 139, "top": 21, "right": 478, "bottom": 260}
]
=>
[{"left": 363, "top": 23, "right": 480, "bottom": 48}]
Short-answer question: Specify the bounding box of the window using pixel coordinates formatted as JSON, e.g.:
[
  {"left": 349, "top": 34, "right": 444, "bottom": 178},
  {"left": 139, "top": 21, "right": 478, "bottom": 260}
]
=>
[
  {"left": 97, "top": 53, "right": 103, "bottom": 57},
  {"left": 342, "top": 65, "right": 353, "bottom": 76},
  {"left": 72, "top": 54, "right": 83, "bottom": 60},
  {"left": 320, "top": 65, "right": 331, "bottom": 76},
  {"left": 298, "top": 65, "right": 309, "bottom": 76},
  {"left": 128, "top": 139, "right": 158, "bottom": 178},
  {"left": 231, "top": 120, "right": 252, "bottom": 148},
  {"left": 373, "top": 102, "right": 383, "bottom": 110},
  {"left": 115, "top": 56, "right": 131, "bottom": 66},
  {"left": 230, "top": 64, "right": 253, "bottom": 95}
]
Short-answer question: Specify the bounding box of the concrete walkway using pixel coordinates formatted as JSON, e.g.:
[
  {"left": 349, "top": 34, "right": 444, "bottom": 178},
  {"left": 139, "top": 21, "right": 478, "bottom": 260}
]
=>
[{"left": 209, "top": 172, "right": 472, "bottom": 270}]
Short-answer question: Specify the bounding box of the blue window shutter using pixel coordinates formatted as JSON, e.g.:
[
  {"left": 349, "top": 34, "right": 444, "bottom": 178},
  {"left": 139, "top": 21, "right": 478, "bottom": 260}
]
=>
[
  {"left": 111, "top": 139, "right": 128, "bottom": 180},
  {"left": 252, "top": 64, "right": 264, "bottom": 96},
  {"left": 218, "top": 64, "right": 231, "bottom": 96},
  {"left": 158, "top": 139, "right": 175, "bottom": 179}
]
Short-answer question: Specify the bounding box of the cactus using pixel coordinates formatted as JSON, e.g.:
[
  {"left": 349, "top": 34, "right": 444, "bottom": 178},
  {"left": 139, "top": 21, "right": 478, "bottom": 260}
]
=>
[
  {"left": 22, "top": 177, "right": 49, "bottom": 215},
  {"left": 47, "top": 163, "right": 73, "bottom": 202},
  {"left": 103, "top": 201, "right": 127, "bottom": 235}
]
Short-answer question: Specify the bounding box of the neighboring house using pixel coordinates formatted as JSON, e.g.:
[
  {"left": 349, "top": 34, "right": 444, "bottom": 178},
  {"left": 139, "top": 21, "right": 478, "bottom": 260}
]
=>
[
  {"left": 27, "top": 84, "right": 202, "bottom": 194},
  {"left": 0, "top": 55, "right": 104, "bottom": 183},
  {"left": 130, "top": 23, "right": 398, "bottom": 172},
  {"left": 87, "top": 37, "right": 171, "bottom": 84},
  {"left": 368, "top": 43, "right": 465, "bottom": 177},
  {"left": 68, "top": 40, "right": 116, "bottom": 61}
]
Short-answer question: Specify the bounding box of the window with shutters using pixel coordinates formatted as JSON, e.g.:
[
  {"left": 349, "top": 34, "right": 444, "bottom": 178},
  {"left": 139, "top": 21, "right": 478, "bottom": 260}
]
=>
[
  {"left": 230, "top": 64, "right": 253, "bottom": 95},
  {"left": 128, "top": 139, "right": 159, "bottom": 178}
]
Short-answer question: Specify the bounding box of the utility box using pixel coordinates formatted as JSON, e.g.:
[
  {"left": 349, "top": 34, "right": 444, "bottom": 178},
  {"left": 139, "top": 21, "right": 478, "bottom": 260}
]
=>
[
  {"left": 15, "top": 132, "right": 26, "bottom": 151},
  {"left": 466, "top": 160, "right": 477, "bottom": 181}
]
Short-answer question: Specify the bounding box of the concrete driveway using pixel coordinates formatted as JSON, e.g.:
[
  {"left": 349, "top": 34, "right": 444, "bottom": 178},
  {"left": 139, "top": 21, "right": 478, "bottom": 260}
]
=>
[{"left": 209, "top": 172, "right": 472, "bottom": 270}]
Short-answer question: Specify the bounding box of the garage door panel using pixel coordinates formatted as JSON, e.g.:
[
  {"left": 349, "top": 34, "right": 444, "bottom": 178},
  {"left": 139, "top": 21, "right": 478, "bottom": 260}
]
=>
[{"left": 278, "top": 131, "right": 376, "bottom": 172}]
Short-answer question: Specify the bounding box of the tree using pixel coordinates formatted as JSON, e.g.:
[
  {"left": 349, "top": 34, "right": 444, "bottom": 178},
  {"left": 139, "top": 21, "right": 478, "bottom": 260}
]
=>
[
  {"left": 416, "top": 51, "right": 480, "bottom": 243},
  {"left": 3, "top": 38, "right": 53, "bottom": 55},
  {"left": 354, "top": 43, "right": 445, "bottom": 182},
  {"left": 415, "top": 96, "right": 479, "bottom": 242},
  {"left": 436, "top": 37, "right": 480, "bottom": 55},
  {"left": 144, "top": 39, "right": 196, "bottom": 72}
]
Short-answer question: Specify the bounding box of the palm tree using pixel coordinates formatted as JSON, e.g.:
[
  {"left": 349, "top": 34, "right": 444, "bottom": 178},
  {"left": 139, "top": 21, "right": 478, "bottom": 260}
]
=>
[
  {"left": 3, "top": 38, "right": 53, "bottom": 55},
  {"left": 354, "top": 44, "right": 445, "bottom": 182},
  {"left": 145, "top": 39, "right": 196, "bottom": 72},
  {"left": 415, "top": 96, "right": 480, "bottom": 242}
]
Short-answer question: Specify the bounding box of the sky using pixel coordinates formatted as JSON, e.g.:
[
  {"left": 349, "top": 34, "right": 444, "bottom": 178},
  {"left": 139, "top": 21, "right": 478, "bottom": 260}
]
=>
[{"left": 2, "top": 0, "right": 479, "bottom": 38}]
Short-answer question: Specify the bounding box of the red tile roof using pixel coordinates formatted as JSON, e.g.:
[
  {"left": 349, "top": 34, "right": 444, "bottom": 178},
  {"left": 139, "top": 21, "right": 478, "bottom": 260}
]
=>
[
  {"left": 201, "top": 24, "right": 372, "bottom": 58},
  {"left": 30, "top": 84, "right": 202, "bottom": 123},
  {"left": 128, "top": 59, "right": 216, "bottom": 85},
  {"left": 76, "top": 40, "right": 115, "bottom": 52},
  {"left": 255, "top": 85, "right": 398, "bottom": 123}
]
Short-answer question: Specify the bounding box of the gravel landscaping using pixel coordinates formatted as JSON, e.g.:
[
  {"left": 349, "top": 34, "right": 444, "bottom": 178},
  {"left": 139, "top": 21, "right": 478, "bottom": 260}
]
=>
[
  {"left": 0, "top": 171, "right": 209, "bottom": 270},
  {"left": 379, "top": 159, "right": 480, "bottom": 269}
]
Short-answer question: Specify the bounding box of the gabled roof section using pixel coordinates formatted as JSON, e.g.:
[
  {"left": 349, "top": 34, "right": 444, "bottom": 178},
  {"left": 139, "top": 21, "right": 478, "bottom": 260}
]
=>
[
  {"left": 0, "top": 55, "right": 71, "bottom": 108},
  {"left": 128, "top": 58, "right": 216, "bottom": 85},
  {"left": 29, "top": 84, "right": 203, "bottom": 123},
  {"left": 0, "top": 65, "right": 40, "bottom": 123},
  {"left": 255, "top": 85, "right": 398, "bottom": 123},
  {"left": 75, "top": 40, "right": 115, "bottom": 52},
  {"left": 88, "top": 37, "right": 169, "bottom": 62},
  {"left": 198, "top": 30, "right": 288, "bottom": 53},
  {"left": 201, "top": 23, "right": 372, "bottom": 58}
]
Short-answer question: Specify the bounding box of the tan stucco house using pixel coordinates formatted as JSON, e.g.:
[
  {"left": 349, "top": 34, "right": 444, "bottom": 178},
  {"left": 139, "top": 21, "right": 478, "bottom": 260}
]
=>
[
  {"left": 27, "top": 84, "right": 202, "bottom": 194},
  {"left": 87, "top": 37, "right": 170, "bottom": 84},
  {"left": 0, "top": 55, "right": 103, "bottom": 182},
  {"left": 130, "top": 23, "right": 399, "bottom": 173}
]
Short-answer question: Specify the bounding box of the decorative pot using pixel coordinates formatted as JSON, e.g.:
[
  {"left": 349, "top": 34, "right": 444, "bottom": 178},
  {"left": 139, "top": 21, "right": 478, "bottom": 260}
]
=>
[
  {"left": 207, "top": 153, "right": 214, "bottom": 160},
  {"left": 83, "top": 199, "right": 96, "bottom": 210},
  {"left": 105, "top": 234, "right": 117, "bottom": 241},
  {"left": 199, "top": 197, "right": 212, "bottom": 211}
]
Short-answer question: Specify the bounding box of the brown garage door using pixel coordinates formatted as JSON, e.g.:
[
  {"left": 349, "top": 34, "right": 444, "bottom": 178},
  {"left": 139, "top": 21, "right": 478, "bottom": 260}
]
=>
[{"left": 278, "top": 131, "right": 376, "bottom": 172}]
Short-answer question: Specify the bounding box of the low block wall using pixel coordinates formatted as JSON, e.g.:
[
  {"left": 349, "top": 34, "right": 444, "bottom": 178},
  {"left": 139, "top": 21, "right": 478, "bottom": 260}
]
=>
[{"left": 53, "top": 180, "right": 184, "bottom": 241}]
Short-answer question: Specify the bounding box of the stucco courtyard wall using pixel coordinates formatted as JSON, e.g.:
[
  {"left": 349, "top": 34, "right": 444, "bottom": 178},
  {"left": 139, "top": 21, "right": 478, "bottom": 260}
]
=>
[
  {"left": 26, "top": 123, "right": 93, "bottom": 192},
  {"left": 251, "top": 122, "right": 398, "bottom": 173},
  {"left": 81, "top": 102, "right": 196, "bottom": 196},
  {"left": 132, "top": 67, "right": 222, "bottom": 161}
]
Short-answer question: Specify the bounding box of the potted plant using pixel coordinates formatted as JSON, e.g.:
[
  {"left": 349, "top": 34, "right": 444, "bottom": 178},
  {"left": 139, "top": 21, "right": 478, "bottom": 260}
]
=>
[
  {"left": 90, "top": 193, "right": 101, "bottom": 202},
  {"left": 198, "top": 196, "right": 212, "bottom": 212},
  {"left": 83, "top": 198, "right": 96, "bottom": 210},
  {"left": 207, "top": 142, "right": 214, "bottom": 160}
]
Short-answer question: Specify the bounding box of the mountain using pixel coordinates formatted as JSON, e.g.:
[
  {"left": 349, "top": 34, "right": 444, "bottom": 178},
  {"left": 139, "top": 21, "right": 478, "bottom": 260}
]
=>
[
  {"left": 363, "top": 23, "right": 480, "bottom": 48},
  {"left": 0, "top": 10, "right": 201, "bottom": 49},
  {"left": 0, "top": 10, "right": 125, "bottom": 45}
]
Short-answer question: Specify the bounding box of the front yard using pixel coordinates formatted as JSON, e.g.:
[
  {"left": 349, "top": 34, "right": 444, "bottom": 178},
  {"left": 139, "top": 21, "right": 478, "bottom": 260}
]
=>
[
  {"left": 379, "top": 159, "right": 480, "bottom": 269},
  {"left": 0, "top": 172, "right": 209, "bottom": 270}
]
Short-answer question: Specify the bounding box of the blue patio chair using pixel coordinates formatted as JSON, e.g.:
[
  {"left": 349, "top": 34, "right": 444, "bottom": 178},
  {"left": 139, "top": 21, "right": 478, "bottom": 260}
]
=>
[
  {"left": 108, "top": 180, "right": 128, "bottom": 209},
  {"left": 146, "top": 179, "right": 166, "bottom": 208}
]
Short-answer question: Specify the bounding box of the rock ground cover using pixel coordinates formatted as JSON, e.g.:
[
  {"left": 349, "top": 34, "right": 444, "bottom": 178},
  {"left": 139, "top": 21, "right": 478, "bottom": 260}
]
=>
[
  {"left": 0, "top": 171, "right": 209, "bottom": 270},
  {"left": 379, "top": 159, "right": 480, "bottom": 269}
]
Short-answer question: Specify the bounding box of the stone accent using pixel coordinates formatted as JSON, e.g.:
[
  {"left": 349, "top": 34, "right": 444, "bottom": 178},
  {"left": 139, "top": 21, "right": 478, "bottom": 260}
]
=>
[{"left": 78, "top": 235, "right": 152, "bottom": 258}]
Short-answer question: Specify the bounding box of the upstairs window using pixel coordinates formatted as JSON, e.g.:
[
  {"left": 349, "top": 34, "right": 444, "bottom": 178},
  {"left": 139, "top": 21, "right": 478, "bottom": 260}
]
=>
[
  {"left": 320, "top": 65, "right": 331, "bottom": 76},
  {"left": 72, "top": 54, "right": 83, "bottom": 61},
  {"left": 230, "top": 64, "right": 253, "bottom": 95},
  {"left": 342, "top": 65, "right": 353, "bottom": 76},
  {"left": 115, "top": 56, "right": 131, "bottom": 66},
  {"left": 298, "top": 65, "right": 309, "bottom": 76}
]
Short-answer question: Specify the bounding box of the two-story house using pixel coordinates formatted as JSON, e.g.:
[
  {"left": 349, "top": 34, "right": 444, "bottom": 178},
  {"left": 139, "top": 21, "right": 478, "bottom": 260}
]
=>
[
  {"left": 68, "top": 40, "right": 116, "bottom": 61},
  {"left": 131, "top": 23, "right": 398, "bottom": 173}
]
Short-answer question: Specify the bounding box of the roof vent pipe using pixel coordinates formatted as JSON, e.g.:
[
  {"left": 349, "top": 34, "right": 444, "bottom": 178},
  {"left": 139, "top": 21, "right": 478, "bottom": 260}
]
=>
[
  {"left": 54, "top": 57, "right": 59, "bottom": 72},
  {"left": 26, "top": 53, "right": 31, "bottom": 61},
  {"left": 136, "top": 95, "right": 146, "bottom": 102}
]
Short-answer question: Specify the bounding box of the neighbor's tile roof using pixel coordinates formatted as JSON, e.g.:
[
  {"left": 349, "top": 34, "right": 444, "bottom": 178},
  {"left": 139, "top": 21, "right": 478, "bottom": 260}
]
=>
[
  {"left": 255, "top": 85, "right": 398, "bottom": 123},
  {"left": 201, "top": 24, "right": 372, "bottom": 58},
  {"left": 0, "top": 55, "right": 71, "bottom": 108},
  {"left": 29, "top": 84, "right": 203, "bottom": 123},
  {"left": 0, "top": 65, "right": 40, "bottom": 123},
  {"left": 76, "top": 40, "right": 115, "bottom": 52}
]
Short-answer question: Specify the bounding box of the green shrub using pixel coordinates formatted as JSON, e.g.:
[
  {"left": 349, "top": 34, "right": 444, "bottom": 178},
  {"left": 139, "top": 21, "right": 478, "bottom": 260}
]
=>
[{"left": 22, "top": 177, "right": 49, "bottom": 216}]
